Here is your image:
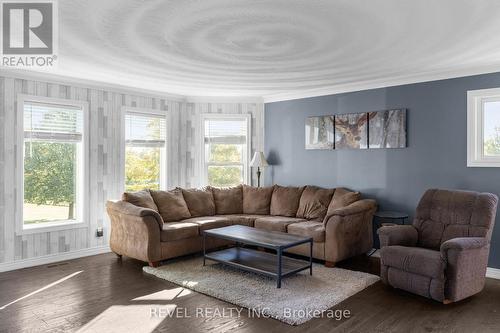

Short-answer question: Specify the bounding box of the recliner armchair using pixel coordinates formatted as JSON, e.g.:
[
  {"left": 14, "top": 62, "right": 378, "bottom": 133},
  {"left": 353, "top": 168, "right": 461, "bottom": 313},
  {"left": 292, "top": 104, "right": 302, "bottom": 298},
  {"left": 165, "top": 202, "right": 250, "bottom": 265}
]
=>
[{"left": 378, "top": 189, "right": 498, "bottom": 303}]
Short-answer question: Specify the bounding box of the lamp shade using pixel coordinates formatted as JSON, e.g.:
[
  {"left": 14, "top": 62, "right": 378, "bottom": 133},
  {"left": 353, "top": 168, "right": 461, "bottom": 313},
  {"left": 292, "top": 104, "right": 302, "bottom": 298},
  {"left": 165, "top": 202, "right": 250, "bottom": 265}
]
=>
[{"left": 250, "top": 151, "right": 269, "bottom": 167}]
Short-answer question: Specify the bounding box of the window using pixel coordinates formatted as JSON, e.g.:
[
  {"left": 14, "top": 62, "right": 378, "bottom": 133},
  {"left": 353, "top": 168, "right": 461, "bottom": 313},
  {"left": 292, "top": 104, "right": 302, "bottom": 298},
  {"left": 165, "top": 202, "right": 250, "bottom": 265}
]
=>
[
  {"left": 124, "top": 110, "right": 167, "bottom": 191},
  {"left": 19, "top": 96, "right": 87, "bottom": 230},
  {"left": 468, "top": 88, "right": 500, "bottom": 167},
  {"left": 201, "top": 114, "right": 251, "bottom": 187}
]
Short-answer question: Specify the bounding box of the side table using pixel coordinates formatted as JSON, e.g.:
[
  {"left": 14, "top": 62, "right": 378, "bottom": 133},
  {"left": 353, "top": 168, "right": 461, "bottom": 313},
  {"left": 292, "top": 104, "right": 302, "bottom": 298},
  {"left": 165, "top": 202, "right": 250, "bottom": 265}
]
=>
[
  {"left": 374, "top": 211, "right": 409, "bottom": 225},
  {"left": 372, "top": 211, "right": 409, "bottom": 251}
]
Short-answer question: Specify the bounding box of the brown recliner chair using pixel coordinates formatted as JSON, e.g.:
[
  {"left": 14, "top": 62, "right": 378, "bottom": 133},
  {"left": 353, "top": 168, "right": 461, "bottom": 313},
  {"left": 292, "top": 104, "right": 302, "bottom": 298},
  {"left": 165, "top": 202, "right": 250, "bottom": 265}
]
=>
[{"left": 378, "top": 189, "right": 498, "bottom": 303}]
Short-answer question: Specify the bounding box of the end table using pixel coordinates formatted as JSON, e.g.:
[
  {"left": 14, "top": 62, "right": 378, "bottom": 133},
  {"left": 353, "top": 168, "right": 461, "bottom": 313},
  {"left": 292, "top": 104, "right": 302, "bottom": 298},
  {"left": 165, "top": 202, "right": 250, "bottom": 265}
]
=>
[{"left": 372, "top": 211, "right": 409, "bottom": 250}]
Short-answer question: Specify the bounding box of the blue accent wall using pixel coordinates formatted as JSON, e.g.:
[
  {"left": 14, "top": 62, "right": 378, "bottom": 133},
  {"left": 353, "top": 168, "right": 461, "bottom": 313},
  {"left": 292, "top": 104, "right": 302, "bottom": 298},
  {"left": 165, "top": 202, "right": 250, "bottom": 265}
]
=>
[{"left": 264, "top": 72, "right": 500, "bottom": 268}]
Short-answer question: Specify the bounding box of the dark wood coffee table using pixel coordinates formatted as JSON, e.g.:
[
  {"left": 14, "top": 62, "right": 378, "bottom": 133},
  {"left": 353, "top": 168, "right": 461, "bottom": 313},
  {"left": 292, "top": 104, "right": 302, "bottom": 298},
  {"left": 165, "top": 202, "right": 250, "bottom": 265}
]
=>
[{"left": 202, "top": 225, "right": 313, "bottom": 288}]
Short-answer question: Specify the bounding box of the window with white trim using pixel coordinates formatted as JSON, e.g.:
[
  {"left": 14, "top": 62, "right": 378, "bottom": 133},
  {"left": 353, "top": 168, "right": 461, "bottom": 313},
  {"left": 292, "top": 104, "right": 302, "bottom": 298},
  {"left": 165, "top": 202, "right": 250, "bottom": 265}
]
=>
[
  {"left": 201, "top": 114, "right": 251, "bottom": 187},
  {"left": 468, "top": 88, "right": 500, "bottom": 167},
  {"left": 124, "top": 110, "right": 167, "bottom": 191},
  {"left": 21, "top": 98, "right": 86, "bottom": 228}
]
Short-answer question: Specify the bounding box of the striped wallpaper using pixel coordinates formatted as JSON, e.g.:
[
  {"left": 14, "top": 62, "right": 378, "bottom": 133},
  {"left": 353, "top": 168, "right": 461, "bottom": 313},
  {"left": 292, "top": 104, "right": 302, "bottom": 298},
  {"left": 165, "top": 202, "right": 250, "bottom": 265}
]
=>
[{"left": 0, "top": 75, "right": 264, "bottom": 265}]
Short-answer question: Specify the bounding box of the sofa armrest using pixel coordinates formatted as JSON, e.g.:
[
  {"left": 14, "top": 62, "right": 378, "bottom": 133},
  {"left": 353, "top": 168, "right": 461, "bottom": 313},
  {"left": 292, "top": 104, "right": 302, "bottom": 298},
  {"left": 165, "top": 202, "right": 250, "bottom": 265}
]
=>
[
  {"left": 106, "top": 200, "right": 163, "bottom": 228},
  {"left": 323, "top": 199, "right": 377, "bottom": 263},
  {"left": 440, "top": 237, "right": 490, "bottom": 302},
  {"left": 440, "top": 237, "right": 488, "bottom": 252},
  {"left": 106, "top": 200, "right": 163, "bottom": 263},
  {"left": 324, "top": 199, "right": 377, "bottom": 220},
  {"left": 377, "top": 225, "right": 418, "bottom": 248}
]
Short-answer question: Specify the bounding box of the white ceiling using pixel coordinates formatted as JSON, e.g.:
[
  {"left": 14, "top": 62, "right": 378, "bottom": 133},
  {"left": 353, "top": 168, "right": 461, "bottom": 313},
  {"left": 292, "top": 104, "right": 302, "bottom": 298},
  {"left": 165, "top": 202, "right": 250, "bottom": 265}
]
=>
[{"left": 47, "top": 0, "right": 500, "bottom": 100}]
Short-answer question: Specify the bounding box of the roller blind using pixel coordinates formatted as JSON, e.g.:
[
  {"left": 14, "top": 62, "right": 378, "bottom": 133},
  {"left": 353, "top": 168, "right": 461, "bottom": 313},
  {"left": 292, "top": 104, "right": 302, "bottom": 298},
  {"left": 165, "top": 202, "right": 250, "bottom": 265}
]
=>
[
  {"left": 204, "top": 119, "right": 247, "bottom": 144},
  {"left": 125, "top": 112, "right": 166, "bottom": 147},
  {"left": 24, "top": 101, "right": 84, "bottom": 142}
]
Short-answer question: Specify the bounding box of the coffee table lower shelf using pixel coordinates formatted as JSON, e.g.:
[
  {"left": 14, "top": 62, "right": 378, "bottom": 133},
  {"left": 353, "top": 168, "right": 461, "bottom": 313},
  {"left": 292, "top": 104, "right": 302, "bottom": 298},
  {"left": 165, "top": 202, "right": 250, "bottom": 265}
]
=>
[{"left": 204, "top": 247, "right": 311, "bottom": 288}]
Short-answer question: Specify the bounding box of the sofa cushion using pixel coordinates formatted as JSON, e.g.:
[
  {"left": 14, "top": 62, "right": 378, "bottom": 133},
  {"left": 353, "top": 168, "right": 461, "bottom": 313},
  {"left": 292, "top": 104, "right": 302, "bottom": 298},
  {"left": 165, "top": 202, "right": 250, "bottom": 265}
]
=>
[
  {"left": 296, "top": 186, "right": 335, "bottom": 221},
  {"left": 211, "top": 185, "right": 243, "bottom": 214},
  {"left": 222, "top": 214, "right": 266, "bottom": 227},
  {"left": 270, "top": 185, "right": 305, "bottom": 217},
  {"left": 287, "top": 221, "right": 326, "bottom": 242},
  {"left": 150, "top": 189, "right": 191, "bottom": 222},
  {"left": 326, "top": 188, "right": 361, "bottom": 215},
  {"left": 181, "top": 216, "right": 232, "bottom": 233},
  {"left": 380, "top": 245, "right": 445, "bottom": 279},
  {"left": 161, "top": 222, "right": 199, "bottom": 242},
  {"left": 122, "top": 190, "right": 158, "bottom": 212},
  {"left": 254, "top": 216, "right": 307, "bottom": 232},
  {"left": 181, "top": 188, "right": 216, "bottom": 217},
  {"left": 242, "top": 185, "right": 274, "bottom": 214}
]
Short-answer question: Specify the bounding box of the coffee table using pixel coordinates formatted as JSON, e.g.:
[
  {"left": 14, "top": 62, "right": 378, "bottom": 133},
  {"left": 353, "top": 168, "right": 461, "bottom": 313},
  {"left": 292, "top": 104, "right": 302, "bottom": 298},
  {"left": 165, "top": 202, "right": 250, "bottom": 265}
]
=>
[{"left": 202, "top": 225, "right": 313, "bottom": 288}]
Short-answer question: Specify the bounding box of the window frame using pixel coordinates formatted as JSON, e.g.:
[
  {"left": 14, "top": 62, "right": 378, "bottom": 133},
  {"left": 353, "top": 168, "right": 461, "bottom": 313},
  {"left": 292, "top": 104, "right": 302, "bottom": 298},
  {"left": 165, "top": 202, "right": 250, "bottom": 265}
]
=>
[
  {"left": 467, "top": 87, "right": 500, "bottom": 167},
  {"left": 121, "top": 107, "right": 168, "bottom": 192},
  {"left": 200, "top": 113, "right": 252, "bottom": 187},
  {"left": 16, "top": 94, "right": 89, "bottom": 235}
]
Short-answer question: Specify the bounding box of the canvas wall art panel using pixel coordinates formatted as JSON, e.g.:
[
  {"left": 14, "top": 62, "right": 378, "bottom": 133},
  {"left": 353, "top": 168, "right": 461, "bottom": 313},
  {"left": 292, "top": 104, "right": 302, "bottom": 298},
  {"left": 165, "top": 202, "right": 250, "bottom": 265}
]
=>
[
  {"left": 368, "top": 109, "right": 407, "bottom": 148},
  {"left": 334, "top": 113, "right": 368, "bottom": 149},
  {"left": 305, "top": 116, "right": 334, "bottom": 150}
]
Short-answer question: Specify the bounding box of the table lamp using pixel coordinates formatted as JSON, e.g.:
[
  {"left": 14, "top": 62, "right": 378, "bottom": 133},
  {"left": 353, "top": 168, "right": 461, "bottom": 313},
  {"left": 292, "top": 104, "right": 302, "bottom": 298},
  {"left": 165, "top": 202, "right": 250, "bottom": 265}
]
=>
[{"left": 249, "top": 152, "right": 269, "bottom": 187}]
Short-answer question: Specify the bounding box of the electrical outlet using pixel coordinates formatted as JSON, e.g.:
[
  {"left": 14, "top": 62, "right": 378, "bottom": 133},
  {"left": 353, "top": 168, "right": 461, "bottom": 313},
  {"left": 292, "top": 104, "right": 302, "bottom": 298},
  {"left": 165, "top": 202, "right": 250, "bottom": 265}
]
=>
[{"left": 96, "top": 227, "right": 104, "bottom": 237}]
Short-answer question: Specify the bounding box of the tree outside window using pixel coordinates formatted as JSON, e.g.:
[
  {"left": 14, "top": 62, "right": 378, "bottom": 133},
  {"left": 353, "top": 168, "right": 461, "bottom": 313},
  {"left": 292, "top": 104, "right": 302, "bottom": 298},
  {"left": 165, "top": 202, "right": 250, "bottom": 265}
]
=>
[
  {"left": 23, "top": 103, "right": 84, "bottom": 225},
  {"left": 124, "top": 111, "right": 166, "bottom": 191}
]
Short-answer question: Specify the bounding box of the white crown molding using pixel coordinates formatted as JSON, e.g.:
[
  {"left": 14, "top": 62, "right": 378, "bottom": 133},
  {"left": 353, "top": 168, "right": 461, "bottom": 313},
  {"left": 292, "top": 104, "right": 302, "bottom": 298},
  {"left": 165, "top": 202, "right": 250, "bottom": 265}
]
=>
[
  {"left": 185, "top": 95, "right": 263, "bottom": 104},
  {"left": 0, "top": 69, "right": 265, "bottom": 104},
  {"left": 0, "top": 68, "right": 187, "bottom": 101},
  {"left": 4, "top": 65, "right": 500, "bottom": 105},
  {"left": 487, "top": 267, "right": 500, "bottom": 280},
  {"left": 0, "top": 245, "right": 111, "bottom": 272},
  {"left": 262, "top": 65, "right": 500, "bottom": 103}
]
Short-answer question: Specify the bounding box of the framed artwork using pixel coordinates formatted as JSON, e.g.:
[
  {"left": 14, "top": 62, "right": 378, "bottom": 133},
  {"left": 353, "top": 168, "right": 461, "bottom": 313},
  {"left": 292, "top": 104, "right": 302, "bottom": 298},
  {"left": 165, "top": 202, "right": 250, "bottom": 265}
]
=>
[
  {"left": 334, "top": 113, "right": 368, "bottom": 149},
  {"left": 368, "top": 109, "right": 407, "bottom": 148},
  {"left": 305, "top": 116, "right": 334, "bottom": 150}
]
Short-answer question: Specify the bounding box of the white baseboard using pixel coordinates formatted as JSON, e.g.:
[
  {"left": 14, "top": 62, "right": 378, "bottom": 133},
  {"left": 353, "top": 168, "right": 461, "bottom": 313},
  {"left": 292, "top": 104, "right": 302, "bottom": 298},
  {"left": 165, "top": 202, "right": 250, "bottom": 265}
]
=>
[
  {"left": 0, "top": 246, "right": 111, "bottom": 272},
  {"left": 486, "top": 267, "right": 500, "bottom": 280}
]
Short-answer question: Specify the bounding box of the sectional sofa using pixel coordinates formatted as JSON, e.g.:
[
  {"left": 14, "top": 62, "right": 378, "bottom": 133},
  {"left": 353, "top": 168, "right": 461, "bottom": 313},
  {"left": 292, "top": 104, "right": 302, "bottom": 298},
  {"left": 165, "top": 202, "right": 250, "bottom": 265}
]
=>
[{"left": 106, "top": 185, "right": 377, "bottom": 267}]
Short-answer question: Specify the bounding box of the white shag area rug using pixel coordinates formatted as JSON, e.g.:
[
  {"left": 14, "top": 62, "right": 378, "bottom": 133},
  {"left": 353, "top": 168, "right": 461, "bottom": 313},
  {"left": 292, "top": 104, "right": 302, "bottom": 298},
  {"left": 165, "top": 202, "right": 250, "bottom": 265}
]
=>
[{"left": 143, "top": 257, "right": 379, "bottom": 325}]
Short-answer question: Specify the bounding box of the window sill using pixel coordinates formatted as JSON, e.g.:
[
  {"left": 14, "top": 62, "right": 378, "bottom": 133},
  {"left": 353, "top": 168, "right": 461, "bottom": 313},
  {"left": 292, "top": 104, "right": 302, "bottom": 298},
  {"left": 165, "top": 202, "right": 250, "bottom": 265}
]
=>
[
  {"left": 17, "top": 221, "right": 88, "bottom": 235},
  {"left": 467, "top": 157, "right": 500, "bottom": 167}
]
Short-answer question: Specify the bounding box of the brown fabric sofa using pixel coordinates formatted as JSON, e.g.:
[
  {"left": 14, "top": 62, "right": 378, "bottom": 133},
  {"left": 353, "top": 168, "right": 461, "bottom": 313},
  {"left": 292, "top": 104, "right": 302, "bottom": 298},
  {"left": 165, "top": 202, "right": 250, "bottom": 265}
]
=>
[
  {"left": 378, "top": 189, "right": 498, "bottom": 303},
  {"left": 107, "top": 184, "right": 377, "bottom": 267}
]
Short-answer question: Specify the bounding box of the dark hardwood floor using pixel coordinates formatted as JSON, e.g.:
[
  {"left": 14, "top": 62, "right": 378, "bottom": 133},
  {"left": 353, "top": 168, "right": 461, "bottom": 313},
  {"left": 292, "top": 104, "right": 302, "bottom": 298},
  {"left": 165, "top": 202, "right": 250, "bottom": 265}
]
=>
[{"left": 1, "top": 252, "right": 500, "bottom": 333}]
